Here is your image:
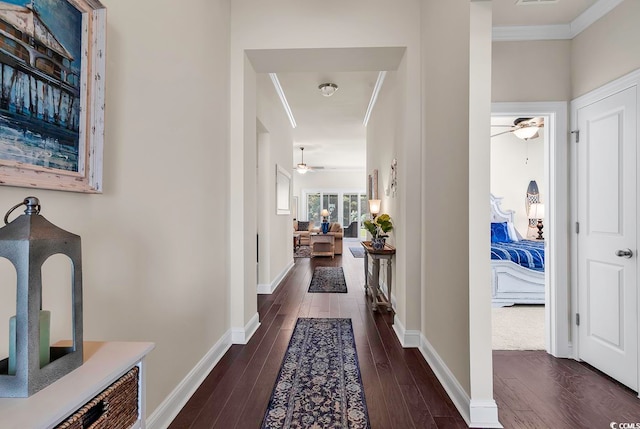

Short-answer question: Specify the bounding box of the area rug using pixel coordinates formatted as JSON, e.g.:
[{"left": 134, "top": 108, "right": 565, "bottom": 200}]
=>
[
  {"left": 349, "top": 247, "right": 365, "bottom": 258},
  {"left": 492, "top": 305, "right": 544, "bottom": 350},
  {"left": 309, "top": 267, "right": 347, "bottom": 293},
  {"left": 294, "top": 245, "right": 311, "bottom": 258},
  {"left": 261, "top": 318, "right": 370, "bottom": 429}
]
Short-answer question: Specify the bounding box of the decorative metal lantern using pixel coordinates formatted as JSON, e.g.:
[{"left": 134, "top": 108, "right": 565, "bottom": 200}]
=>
[{"left": 0, "top": 197, "right": 83, "bottom": 397}]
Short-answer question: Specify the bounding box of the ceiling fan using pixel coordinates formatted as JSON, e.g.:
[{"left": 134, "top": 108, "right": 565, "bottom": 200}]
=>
[
  {"left": 491, "top": 117, "right": 544, "bottom": 140},
  {"left": 295, "top": 147, "right": 324, "bottom": 174}
]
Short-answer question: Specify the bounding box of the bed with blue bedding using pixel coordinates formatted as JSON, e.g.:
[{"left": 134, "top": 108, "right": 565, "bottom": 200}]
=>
[
  {"left": 490, "top": 194, "right": 545, "bottom": 307},
  {"left": 491, "top": 240, "right": 545, "bottom": 272}
]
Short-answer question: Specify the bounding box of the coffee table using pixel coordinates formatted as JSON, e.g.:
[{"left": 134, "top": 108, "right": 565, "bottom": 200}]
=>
[{"left": 310, "top": 233, "right": 334, "bottom": 258}]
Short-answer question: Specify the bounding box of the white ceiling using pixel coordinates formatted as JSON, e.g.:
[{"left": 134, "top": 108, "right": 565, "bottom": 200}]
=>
[{"left": 261, "top": 0, "right": 608, "bottom": 172}]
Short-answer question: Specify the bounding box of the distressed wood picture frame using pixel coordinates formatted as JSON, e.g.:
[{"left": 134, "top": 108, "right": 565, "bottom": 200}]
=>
[{"left": 0, "top": 0, "right": 106, "bottom": 193}]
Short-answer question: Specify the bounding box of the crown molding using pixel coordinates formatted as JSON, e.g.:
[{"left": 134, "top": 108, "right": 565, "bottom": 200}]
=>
[
  {"left": 492, "top": 0, "right": 623, "bottom": 42},
  {"left": 492, "top": 24, "right": 570, "bottom": 41},
  {"left": 569, "top": 0, "right": 623, "bottom": 38}
]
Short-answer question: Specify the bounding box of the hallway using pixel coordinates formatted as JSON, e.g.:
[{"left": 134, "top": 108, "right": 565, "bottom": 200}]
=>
[{"left": 169, "top": 245, "right": 640, "bottom": 428}]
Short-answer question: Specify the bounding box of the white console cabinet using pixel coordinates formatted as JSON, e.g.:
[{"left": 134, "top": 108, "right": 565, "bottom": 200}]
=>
[{"left": 0, "top": 341, "right": 154, "bottom": 429}]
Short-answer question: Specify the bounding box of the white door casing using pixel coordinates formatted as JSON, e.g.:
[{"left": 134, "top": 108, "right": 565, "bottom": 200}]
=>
[{"left": 576, "top": 85, "right": 638, "bottom": 391}]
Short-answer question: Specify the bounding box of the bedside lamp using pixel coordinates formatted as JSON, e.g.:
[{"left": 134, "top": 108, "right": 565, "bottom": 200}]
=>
[
  {"left": 368, "top": 199, "right": 381, "bottom": 219},
  {"left": 528, "top": 203, "right": 545, "bottom": 240},
  {"left": 321, "top": 209, "right": 330, "bottom": 234}
]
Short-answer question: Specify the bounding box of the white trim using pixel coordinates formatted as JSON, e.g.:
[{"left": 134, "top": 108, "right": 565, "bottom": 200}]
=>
[
  {"left": 363, "top": 71, "right": 387, "bottom": 126},
  {"left": 571, "top": 68, "right": 640, "bottom": 108},
  {"left": 146, "top": 331, "right": 232, "bottom": 429},
  {"left": 392, "top": 315, "right": 420, "bottom": 348},
  {"left": 570, "top": 0, "right": 623, "bottom": 38},
  {"left": 231, "top": 312, "right": 261, "bottom": 344},
  {"left": 492, "top": 101, "right": 571, "bottom": 358},
  {"left": 492, "top": 24, "right": 571, "bottom": 41},
  {"left": 470, "top": 400, "right": 503, "bottom": 429},
  {"left": 492, "top": 0, "right": 623, "bottom": 41},
  {"left": 418, "top": 334, "right": 502, "bottom": 428},
  {"left": 269, "top": 73, "right": 297, "bottom": 128},
  {"left": 418, "top": 335, "right": 469, "bottom": 426},
  {"left": 257, "top": 260, "right": 294, "bottom": 294}
]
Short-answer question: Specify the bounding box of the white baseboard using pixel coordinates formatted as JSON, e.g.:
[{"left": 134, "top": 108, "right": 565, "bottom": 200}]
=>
[
  {"left": 418, "top": 334, "right": 471, "bottom": 425},
  {"left": 231, "top": 312, "right": 260, "bottom": 344},
  {"left": 418, "top": 334, "right": 501, "bottom": 428},
  {"left": 257, "top": 260, "right": 294, "bottom": 294},
  {"left": 146, "top": 330, "right": 232, "bottom": 429},
  {"left": 392, "top": 315, "right": 420, "bottom": 348},
  {"left": 470, "top": 400, "right": 503, "bottom": 428}
]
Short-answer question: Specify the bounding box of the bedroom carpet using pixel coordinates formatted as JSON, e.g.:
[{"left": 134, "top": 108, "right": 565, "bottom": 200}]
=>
[
  {"left": 308, "top": 267, "right": 347, "bottom": 293},
  {"left": 492, "top": 305, "right": 544, "bottom": 350},
  {"left": 261, "top": 318, "right": 369, "bottom": 429}
]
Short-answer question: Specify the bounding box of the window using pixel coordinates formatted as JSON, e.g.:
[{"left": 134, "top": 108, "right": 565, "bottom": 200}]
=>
[
  {"left": 322, "top": 194, "right": 338, "bottom": 223},
  {"left": 0, "top": 35, "right": 29, "bottom": 62},
  {"left": 304, "top": 190, "right": 367, "bottom": 228},
  {"left": 307, "top": 193, "right": 321, "bottom": 225},
  {"left": 343, "top": 194, "right": 359, "bottom": 227}
]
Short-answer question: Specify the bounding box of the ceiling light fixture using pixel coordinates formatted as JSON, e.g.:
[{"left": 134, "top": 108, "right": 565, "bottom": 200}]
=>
[
  {"left": 513, "top": 125, "right": 539, "bottom": 140},
  {"left": 269, "top": 73, "right": 297, "bottom": 128},
  {"left": 318, "top": 83, "right": 338, "bottom": 97},
  {"left": 363, "top": 71, "right": 387, "bottom": 127},
  {"left": 296, "top": 147, "right": 309, "bottom": 174}
]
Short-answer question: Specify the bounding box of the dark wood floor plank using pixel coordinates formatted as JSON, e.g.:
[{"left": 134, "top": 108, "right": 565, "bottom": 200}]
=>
[{"left": 171, "top": 240, "right": 640, "bottom": 429}]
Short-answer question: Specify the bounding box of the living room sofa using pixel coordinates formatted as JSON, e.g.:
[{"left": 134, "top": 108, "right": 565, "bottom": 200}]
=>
[{"left": 294, "top": 220, "right": 343, "bottom": 255}]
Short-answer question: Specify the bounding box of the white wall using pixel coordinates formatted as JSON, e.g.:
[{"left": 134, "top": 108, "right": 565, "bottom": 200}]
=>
[
  {"left": 293, "top": 171, "right": 365, "bottom": 200},
  {"left": 490, "top": 132, "right": 545, "bottom": 237},
  {"left": 0, "top": 0, "right": 231, "bottom": 416},
  {"left": 492, "top": 40, "right": 571, "bottom": 102},
  {"left": 229, "top": 0, "right": 423, "bottom": 341},
  {"left": 256, "top": 75, "right": 294, "bottom": 288},
  {"left": 571, "top": 0, "right": 640, "bottom": 98},
  {"left": 421, "top": 0, "right": 472, "bottom": 394}
]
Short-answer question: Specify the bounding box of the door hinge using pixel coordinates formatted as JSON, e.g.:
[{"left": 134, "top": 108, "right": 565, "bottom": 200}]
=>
[
  {"left": 576, "top": 313, "right": 580, "bottom": 326},
  {"left": 571, "top": 129, "right": 580, "bottom": 143},
  {"left": 576, "top": 222, "right": 580, "bottom": 234}
]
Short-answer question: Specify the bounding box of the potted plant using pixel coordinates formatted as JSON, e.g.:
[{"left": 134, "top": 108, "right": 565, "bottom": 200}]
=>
[{"left": 364, "top": 214, "right": 393, "bottom": 250}]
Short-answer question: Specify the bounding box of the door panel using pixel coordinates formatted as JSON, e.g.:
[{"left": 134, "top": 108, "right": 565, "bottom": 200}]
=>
[{"left": 577, "top": 86, "right": 637, "bottom": 391}]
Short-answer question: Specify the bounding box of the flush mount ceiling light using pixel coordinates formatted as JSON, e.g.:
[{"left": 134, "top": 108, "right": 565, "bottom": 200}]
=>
[{"left": 318, "top": 83, "right": 338, "bottom": 97}]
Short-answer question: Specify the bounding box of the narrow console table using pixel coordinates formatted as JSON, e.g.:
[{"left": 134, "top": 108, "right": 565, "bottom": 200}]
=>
[
  {"left": 0, "top": 341, "right": 154, "bottom": 429},
  {"left": 361, "top": 241, "right": 396, "bottom": 312}
]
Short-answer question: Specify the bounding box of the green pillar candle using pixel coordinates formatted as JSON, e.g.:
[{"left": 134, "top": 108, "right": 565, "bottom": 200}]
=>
[{"left": 8, "top": 310, "right": 51, "bottom": 375}]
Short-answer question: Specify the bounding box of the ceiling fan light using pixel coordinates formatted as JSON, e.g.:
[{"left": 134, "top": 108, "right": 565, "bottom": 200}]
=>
[
  {"left": 513, "top": 126, "right": 539, "bottom": 140},
  {"left": 318, "top": 83, "right": 338, "bottom": 97},
  {"left": 296, "top": 163, "right": 308, "bottom": 174}
]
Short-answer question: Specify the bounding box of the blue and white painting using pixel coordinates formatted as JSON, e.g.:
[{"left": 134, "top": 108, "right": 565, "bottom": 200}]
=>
[{"left": 0, "top": 0, "right": 82, "bottom": 172}]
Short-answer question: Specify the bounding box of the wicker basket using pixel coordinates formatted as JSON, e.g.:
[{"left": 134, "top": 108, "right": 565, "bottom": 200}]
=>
[{"left": 55, "top": 366, "right": 139, "bottom": 429}]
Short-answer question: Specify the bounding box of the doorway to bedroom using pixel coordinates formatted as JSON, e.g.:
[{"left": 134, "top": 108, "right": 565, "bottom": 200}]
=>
[
  {"left": 490, "top": 115, "right": 547, "bottom": 351},
  {"left": 490, "top": 101, "right": 571, "bottom": 359}
]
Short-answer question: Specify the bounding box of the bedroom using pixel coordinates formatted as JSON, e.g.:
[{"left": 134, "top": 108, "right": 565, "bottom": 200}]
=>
[{"left": 490, "top": 117, "right": 546, "bottom": 350}]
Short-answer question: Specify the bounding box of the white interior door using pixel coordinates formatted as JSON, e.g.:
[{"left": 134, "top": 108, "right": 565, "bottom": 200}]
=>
[{"left": 577, "top": 86, "right": 638, "bottom": 391}]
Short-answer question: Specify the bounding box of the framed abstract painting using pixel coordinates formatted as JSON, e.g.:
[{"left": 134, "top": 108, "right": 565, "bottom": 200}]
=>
[{"left": 0, "top": 0, "right": 106, "bottom": 193}]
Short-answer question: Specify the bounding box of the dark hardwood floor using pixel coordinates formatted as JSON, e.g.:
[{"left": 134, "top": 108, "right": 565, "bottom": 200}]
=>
[{"left": 170, "top": 240, "right": 640, "bottom": 428}]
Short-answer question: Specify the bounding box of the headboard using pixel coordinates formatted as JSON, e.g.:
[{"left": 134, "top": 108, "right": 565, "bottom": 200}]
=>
[
  {"left": 490, "top": 193, "right": 515, "bottom": 224},
  {"left": 490, "top": 194, "right": 524, "bottom": 239}
]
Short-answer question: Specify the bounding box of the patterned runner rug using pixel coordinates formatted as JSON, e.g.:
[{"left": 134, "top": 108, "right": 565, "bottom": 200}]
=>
[
  {"left": 294, "top": 245, "right": 311, "bottom": 258},
  {"left": 309, "top": 267, "right": 347, "bottom": 293},
  {"left": 261, "top": 318, "right": 370, "bottom": 429},
  {"left": 349, "top": 247, "right": 365, "bottom": 258}
]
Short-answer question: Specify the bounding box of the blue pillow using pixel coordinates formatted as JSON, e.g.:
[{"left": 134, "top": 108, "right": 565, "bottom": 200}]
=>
[{"left": 491, "top": 222, "right": 511, "bottom": 243}]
